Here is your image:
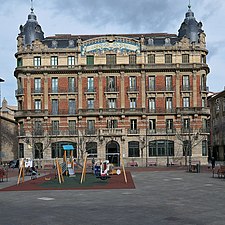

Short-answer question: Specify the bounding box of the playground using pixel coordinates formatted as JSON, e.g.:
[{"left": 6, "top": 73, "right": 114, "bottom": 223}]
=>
[
  {"left": 1, "top": 170, "right": 135, "bottom": 191},
  {"left": 1, "top": 145, "right": 135, "bottom": 191}
]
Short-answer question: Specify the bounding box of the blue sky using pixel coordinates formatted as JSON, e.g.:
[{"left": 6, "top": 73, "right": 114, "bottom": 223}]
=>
[{"left": 0, "top": 0, "right": 225, "bottom": 105}]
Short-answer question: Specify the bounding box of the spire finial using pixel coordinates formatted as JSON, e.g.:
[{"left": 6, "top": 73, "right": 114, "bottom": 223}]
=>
[
  {"left": 31, "top": 0, "right": 34, "bottom": 13},
  {"left": 188, "top": 0, "right": 191, "bottom": 10}
]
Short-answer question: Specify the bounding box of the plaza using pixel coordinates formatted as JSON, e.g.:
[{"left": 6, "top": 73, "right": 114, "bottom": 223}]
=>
[{"left": 0, "top": 168, "right": 225, "bottom": 225}]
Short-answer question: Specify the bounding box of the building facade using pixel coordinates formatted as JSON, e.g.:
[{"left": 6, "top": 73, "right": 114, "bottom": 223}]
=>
[
  {"left": 0, "top": 98, "right": 18, "bottom": 163},
  {"left": 209, "top": 90, "right": 225, "bottom": 161},
  {"left": 14, "top": 5, "right": 210, "bottom": 166}
]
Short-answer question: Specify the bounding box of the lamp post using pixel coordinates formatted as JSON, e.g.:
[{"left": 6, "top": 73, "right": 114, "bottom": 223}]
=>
[{"left": 0, "top": 78, "right": 5, "bottom": 164}]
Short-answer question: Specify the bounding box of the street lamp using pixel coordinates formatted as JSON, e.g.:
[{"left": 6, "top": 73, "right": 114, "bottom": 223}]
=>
[{"left": 0, "top": 78, "right": 5, "bottom": 164}]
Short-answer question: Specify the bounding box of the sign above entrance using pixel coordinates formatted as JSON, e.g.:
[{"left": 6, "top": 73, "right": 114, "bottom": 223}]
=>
[{"left": 81, "top": 39, "right": 140, "bottom": 56}]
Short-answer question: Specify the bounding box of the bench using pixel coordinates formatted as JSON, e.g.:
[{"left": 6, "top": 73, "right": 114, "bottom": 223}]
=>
[
  {"left": 148, "top": 161, "right": 157, "bottom": 166},
  {"left": 190, "top": 161, "right": 201, "bottom": 173},
  {"left": 44, "top": 164, "right": 54, "bottom": 170},
  {"left": 214, "top": 165, "right": 225, "bottom": 178},
  {"left": 127, "top": 161, "right": 138, "bottom": 167}
]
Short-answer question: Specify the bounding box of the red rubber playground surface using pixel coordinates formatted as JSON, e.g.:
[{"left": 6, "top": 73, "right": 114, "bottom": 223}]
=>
[{"left": 0, "top": 171, "right": 135, "bottom": 192}]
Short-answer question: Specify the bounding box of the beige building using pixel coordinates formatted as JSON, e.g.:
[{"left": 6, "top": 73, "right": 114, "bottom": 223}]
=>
[
  {"left": 0, "top": 98, "right": 18, "bottom": 163},
  {"left": 14, "top": 4, "right": 210, "bottom": 167}
]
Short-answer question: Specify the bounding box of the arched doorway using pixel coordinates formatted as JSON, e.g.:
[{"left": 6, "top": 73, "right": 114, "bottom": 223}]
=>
[{"left": 106, "top": 141, "right": 120, "bottom": 166}]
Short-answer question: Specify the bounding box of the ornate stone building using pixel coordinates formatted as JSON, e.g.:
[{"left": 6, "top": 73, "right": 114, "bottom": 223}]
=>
[
  {"left": 209, "top": 90, "right": 225, "bottom": 161},
  {"left": 0, "top": 98, "right": 18, "bottom": 163},
  {"left": 14, "top": 4, "right": 210, "bottom": 166}
]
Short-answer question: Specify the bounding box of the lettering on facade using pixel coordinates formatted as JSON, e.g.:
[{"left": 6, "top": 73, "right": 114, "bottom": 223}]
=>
[{"left": 81, "top": 40, "right": 140, "bottom": 55}]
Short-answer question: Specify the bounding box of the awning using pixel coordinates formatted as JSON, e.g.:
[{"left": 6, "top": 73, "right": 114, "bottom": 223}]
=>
[{"left": 62, "top": 145, "right": 74, "bottom": 151}]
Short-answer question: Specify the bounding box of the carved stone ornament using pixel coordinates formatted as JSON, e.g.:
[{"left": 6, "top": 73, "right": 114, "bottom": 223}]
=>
[{"left": 179, "top": 36, "right": 190, "bottom": 47}]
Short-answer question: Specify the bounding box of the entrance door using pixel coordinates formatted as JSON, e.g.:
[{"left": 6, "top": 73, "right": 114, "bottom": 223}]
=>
[{"left": 106, "top": 141, "right": 120, "bottom": 166}]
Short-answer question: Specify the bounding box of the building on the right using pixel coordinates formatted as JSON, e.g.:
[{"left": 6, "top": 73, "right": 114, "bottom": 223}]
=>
[{"left": 208, "top": 90, "right": 225, "bottom": 161}]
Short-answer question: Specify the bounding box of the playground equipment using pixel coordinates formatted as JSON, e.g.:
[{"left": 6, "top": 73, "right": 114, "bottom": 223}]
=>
[
  {"left": 80, "top": 151, "right": 127, "bottom": 184},
  {"left": 55, "top": 144, "right": 76, "bottom": 183},
  {"left": 94, "top": 160, "right": 111, "bottom": 180},
  {"left": 17, "top": 158, "right": 37, "bottom": 185}
]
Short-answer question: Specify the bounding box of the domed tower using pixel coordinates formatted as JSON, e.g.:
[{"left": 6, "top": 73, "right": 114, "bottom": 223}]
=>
[
  {"left": 19, "top": 3, "right": 44, "bottom": 46},
  {"left": 178, "top": 3, "right": 204, "bottom": 43}
]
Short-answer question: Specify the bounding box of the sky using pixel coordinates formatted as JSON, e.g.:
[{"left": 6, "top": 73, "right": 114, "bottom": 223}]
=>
[{"left": 0, "top": 0, "right": 225, "bottom": 106}]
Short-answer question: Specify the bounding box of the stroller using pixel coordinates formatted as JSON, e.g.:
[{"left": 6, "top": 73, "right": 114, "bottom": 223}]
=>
[{"left": 30, "top": 166, "right": 38, "bottom": 180}]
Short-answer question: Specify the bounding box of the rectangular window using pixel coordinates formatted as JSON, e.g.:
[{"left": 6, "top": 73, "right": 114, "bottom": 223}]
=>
[
  {"left": 183, "top": 118, "right": 190, "bottom": 132},
  {"left": 106, "top": 54, "right": 116, "bottom": 65},
  {"left": 183, "top": 97, "right": 190, "bottom": 108},
  {"left": 68, "top": 56, "right": 75, "bottom": 67},
  {"left": 149, "top": 119, "right": 156, "bottom": 133},
  {"left": 19, "top": 143, "right": 24, "bottom": 158},
  {"left": 69, "top": 120, "right": 76, "bottom": 135},
  {"left": 107, "top": 76, "right": 116, "bottom": 91},
  {"left": 51, "top": 56, "right": 58, "bottom": 67},
  {"left": 108, "top": 98, "right": 116, "bottom": 109},
  {"left": 34, "top": 56, "right": 41, "bottom": 67},
  {"left": 87, "top": 120, "right": 95, "bottom": 134},
  {"left": 19, "top": 122, "right": 25, "bottom": 136},
  {"left": 87, "top": 77, "right": 94, "bottom": 92},
  {"left": 130, "top": 119, "right": 137, "bottom": 134},
  {"left": 86, "top": 142, "right": 97, "bottom": 158},
  {"left": 107, "top": 119, "right": 118, "bottom": 128},
  {"left": 68, "top": 99, "right": 76, "bottom": 114},
  {"left": 52, "top": 121, "right": 59, "bottom": 135},
  {"left": 52, "top": 99, "right": 58, "bottom": 115},
  {"left": 165, "top": 54, "right": 172, "bottom": 64},
  {"left": 52, "top": 78, "right": 58, "bottom": 93},
  {"left": 87, "top": 99, "right": 94, "bottom": 110},
  {"left": 166, "top": 119, "right": 173, "bottom": 133},
  {"left": 17, "top": 58, "right": 23, "bottom": 67},
  {"left": 128, "top": 142, "right": 140, "bottom": 157},
  {"left": 201, "top": 75, "right": 206, "bottom": 91},
  {"left": 182, "top": 54, "right": 189, "bottom": 63},
  {"left": 130, "top": 98, "right": 136, "bottom": 109},
  {"left": 166, "top": 97, "right": 173, "bottom": 112},
  {"left": 129, "top": 76, "right": 137, "bottom": 91},
  {"left": 201, "top": 54, "right": 206, "bottom": 63},
  {"left": 183, "top": 140, "right": 191, "bottom": 156},
  {"left": 149, "top": 98, "right": 156, "bottom": 112},
  {"left": 34, "top": 78, "right": 41, "bottom": 93},
  {"left": 202, "top": 118, "right": 208, "bottom": 132},
  {"left": 202, "top": 97, "right": 206, "bottom": 108},
  {"left": 129, "top": 55, "right": 136, "bottom": 64},
  {"left": 34, "top": 99, "right": 41, "bottom": 111},
  {"left": 148, "top": 54, "right": 155, "bottom": 64},
  {"left": 148, "top": 76, "right": 155, "bottom": 91},
  {"left": 182, "top": 75, "right": 190, "bottom": 91},
  {"left": 34, "top": 143, "right": 43, "bottom": 159},
  {"left": 34, "top": 121, "right": 43, "bottom": 136},
  {"left": 68, "top": 77, "right": 75, "bottom": 92},
  {"left": 87, "top": 55, "right": 94, "bottom": 65},
  {"left": 165, "top": 75, "right": 172, "bottom": 91},
  {"left": 202, "top": 140, "right": 207, "bottom": 156}
]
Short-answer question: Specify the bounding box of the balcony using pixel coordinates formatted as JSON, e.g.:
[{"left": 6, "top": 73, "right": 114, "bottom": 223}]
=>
[
  {"left": 127, "top": 86, "right": 139, "bottom": 93},
  {"left": 181, "top": 86, "right": 192, "bottom": 92},
  {"left": 176, "top": 107, "right": 210, "bottom": 115},
  {"left": 100, "top": 128, "right": 125, "bottom": 136},
  {"left": 15, "top": 110, "right": 48, "bottom": 118},
  {"left": 15, "top": 88, "right": 24, "bottom": 96},
  {"left": 147, "top": 128, "right": 176, "bottom": 135},
  {"left": 127, "top": 129, "right": 140, "bottom": 135},
  {"left": 104, "top": 86, "right": 119, "bottom": 93},
  {"left": 48, "top": 87, "right": 78, "bottom": 94},
  {"left": 31, "top": 88, "right": 43, "bottom": 94},
  {"left": 15, "top": 63, "right": 209, "bottom": 74}
]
